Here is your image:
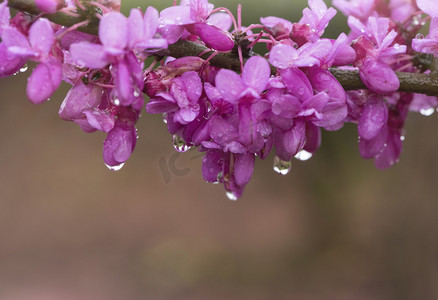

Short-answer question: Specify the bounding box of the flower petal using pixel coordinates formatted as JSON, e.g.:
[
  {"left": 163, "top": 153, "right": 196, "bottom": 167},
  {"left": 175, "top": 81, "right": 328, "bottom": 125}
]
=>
[
  {"left": 215, "top": 69, "right": 245, "bottom": 104},
  {"left": 185, "top": 23, "right": 234, "bottom": 51},
  {"left": 242, "top": 56, "right": 271, "bottom": 94},
  {"left": 26, "top": 60, "right": 62, "bottom": 104},
  {"left": 70, "top": 42, "right": 107, "bottom": 69},
  {"left": 99, "top": 12, "right": 128, "bottom": 49},
  {"left": 358, "top": 95, "right": 388, "bottom": 140},
  {"left": 29, "top": 18, "right": 54, "bottom": 56},
  {"left": 234, "top": 153, "right": 255, "bottom": 187},
  {"left": 359, "top": 58, "right": 399, "bottom": 94}
]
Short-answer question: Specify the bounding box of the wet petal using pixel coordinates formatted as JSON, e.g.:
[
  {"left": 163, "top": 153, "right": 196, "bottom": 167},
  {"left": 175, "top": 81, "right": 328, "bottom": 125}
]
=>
[
  {"left": 283, "top": 119, "right": 306, "bottom": 157},
  {"left": 279, "top": 67, "right": 313, "bottom": 99},
  {"left": 128, "top": 8, "right": 145, "bottom": 48},
  {"left": 84, "top": 109, "right": 115, "bottom": 132},
  {"left": 181, "top": 71, "right": 202, "bottom": 104},
  {"left": 0, "top": 43, "right": 26, "bottom": 77},
  {"left": 99, "top": 12, "right": 128, "bottom": 49},
  {"left": 144, "top": 6, "right": 159, "bottom": 39},
  {"left": 185, "top": 23, "right": 234, "bottom": 51},
  {"left": 160, "top": 6, "right": 193, "bottom": 25},
  {"left": 359, "top": 126, "right": 388, "bottom": 159},
  {"left": 59, "top": 83, "right": 103, "bottom": 120},
  {"left": 26, "top": 60, "right": 62, "bottom": 104},
  {"left": 29, "top": 18, "right": 54, "bottom": 56},
  {"left": 202, "top": 150, "right": 224, "bottom": 183},
  {"left": 358, "top": 95, "right": 388, "bottom": 140},
  {"left": 242, "top": 56, "right": 271, "bottom": 94},
  {"left": 70, "top": 42, "right": 107, "bottom": 68},
  {"left": 207, "top": 12, "right": 232, "bottom": 31},
  {"left": 359, "top": 59, "right": 399, "bottom": 94},
  {"left": 215, "top": 69, "right": 244, "bottom": 104},
  {"left": 234, "top": 153, "right": 255, "bottom": 187},
  {"left": 269, "top": 43, "right": 297, "bottom": 69},
  {"left": 103, "top": 123, "right": 137, "bottom": 166}
]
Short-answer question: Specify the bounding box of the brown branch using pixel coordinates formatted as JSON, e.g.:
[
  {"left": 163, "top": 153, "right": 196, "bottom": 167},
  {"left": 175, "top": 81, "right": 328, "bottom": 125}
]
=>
[{"left": 4, "top": 0, "right": 438, "bottom": 97}]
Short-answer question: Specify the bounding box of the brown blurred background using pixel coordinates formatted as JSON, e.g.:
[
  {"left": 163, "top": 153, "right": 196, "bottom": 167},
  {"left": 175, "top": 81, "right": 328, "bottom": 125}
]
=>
[{"left": 1, "top": 0, "right": 438, "bottom": 299}]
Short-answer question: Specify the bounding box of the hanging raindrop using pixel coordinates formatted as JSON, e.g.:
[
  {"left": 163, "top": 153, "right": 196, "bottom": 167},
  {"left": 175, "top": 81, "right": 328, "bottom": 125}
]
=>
[
  {"left": 226, "top": 191, "right": 238, "bottom": 201},
  {"left": 172, "top": 134, "right": 191, "bottom": 152},
  {"left": 294, "top": 149, "right": 313, "bottom": 161},
  {"left": 273, "top": 156, "right": 292, "bottom": 175},
  {"left": 420, "top": 107, "right": 434, "bottom": 116},
  {"left": 20, "top": 64, "right": 28, "bottom": 73},
  {"left": 105, "top": 162, "right": 125, "bottom": 171}
]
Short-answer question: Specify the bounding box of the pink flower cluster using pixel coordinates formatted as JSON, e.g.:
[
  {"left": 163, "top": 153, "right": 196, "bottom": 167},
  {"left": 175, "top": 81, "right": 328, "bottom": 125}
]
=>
[{"left": 1, "top": 0, "right": 437, "bottom": 199}]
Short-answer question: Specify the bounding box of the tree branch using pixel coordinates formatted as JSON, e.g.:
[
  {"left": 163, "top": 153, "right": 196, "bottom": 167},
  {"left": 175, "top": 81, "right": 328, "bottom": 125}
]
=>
[{"left": 4, "top": 0, "right": 438, "bottom": 97}]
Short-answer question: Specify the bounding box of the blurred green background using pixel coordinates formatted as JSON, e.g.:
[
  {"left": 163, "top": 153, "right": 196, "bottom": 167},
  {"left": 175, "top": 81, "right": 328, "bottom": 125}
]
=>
[{"left": 1, "top": 0, "right": 438, "bottom": 299}]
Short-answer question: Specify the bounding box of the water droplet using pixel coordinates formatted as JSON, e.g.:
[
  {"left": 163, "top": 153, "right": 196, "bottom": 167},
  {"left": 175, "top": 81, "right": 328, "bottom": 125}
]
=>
[
  {"left": 298, "top": 87, "right": 305, "bottom": 95},
  {"left": 133, "top": 90, "right": 140, "bottom": 97},
  {"left": 172, "top": 134, "right": 191, "bottom": 152},
  {"left": 420, "top": 107, "right": 434, "bottom": 116},
  {"left": 105, "top": 162, "right": 125, "bottom": 171},
  {"left": 214, "top": 171, "right": 223, "bottom": 184},
  {"left": 226, "top": 191, "right": 238, "bottom": 201},
  {"left": 415, "top": 33, "right": 424, "bottom": 39},
  {"left": 20, "top": 64, "right": 28, "bottom": 72},
  {"left": 162, "top": 113, "right": 168, "bottom": 124},
  {"left": 273, "top": 156, "right": 292, "bottom": 175},
  {"left": 360, "top": 28, "right": 365, "bottom": 33},
  {"left": 412, "top": 16, "right": 420, "bottom": 25},
  {"left": 393, "top": 43, "right": 400, "bottom": 49},
  {"left": 400, "top": 135, "right": 405, "bottom": 141},
  {"left": 113, "top": 99, "right": 120, "bottom": 106},
  {"left": 294, "top": 149, "right": 313, "bottom": 161}
]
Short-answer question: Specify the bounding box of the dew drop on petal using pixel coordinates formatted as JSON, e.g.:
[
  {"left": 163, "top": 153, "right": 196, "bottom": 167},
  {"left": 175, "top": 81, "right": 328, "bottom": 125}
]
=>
[
  {"left": 133, "top": 90, "right": 140, "bottom": 97},
  {"left": 162, "top": 113, "right": 168, "bottom": 124},
  {"left": 393, "top": 43, "right": 400, "bottom": 49},
  {"left": 420, "top": 107, "right": 434, "bottom": 116},
  {"left": 226, "top": 191, "right": 238, "bottom": 201},
  {"left": 105, "top": 162, "right": 125, "bottom": 171},
  {"left": 415, "top": 33, "right": 424, "bottom": 39},
  {"left": 294, "top": 149, "right": 313, "bottom": 161},
  {"left": 173, "top": 134, "right": 191, "bottom": 152},
  {"left": 20, "top": 64, "right": 28, "bottom": 73},
  {"left": 113, "top": 99, "right": 120, "bottom": 106},
  {"left": 400, "top": 135, "right": 405, "bottom": 141},
  {"left": 273, "top": 156, "right": 292, "bottom": 175}
]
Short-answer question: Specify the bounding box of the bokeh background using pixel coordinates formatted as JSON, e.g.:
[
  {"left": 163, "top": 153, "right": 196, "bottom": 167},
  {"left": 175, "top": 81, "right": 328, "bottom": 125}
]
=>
[{"left": 1, "top": 0, "right": 438, "bottom": 299}]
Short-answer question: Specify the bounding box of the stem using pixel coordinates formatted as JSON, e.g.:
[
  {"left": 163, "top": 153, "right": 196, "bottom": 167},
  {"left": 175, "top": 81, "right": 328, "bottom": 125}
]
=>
[{"left": 4, "top": 0, "right": 438, "bottom": 97}]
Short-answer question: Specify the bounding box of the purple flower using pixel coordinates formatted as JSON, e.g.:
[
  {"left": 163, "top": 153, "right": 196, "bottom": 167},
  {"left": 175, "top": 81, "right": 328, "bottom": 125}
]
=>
[
  {"left": 103, "top": 121, "right": 137, "bottom": 168},
  {"left": 298, "top": 0, "right": 337, "bottom": 43},
  {"left": 412, "top": 17, "right": 438, "bottom": 57},
  {"left": 159, "top": 0, "right": 234, "bottom": 51},
  {"left": 349, "top": 16, "right": 406, "bottom": 93},
  {"left": 59, "top": 82, "right": 115, "bottom": 133},
  {"left": 70, "top": 9, "right": 166, "bottom": 106},
  {"left": 146, "top": 71, "right": 203, "bottom": 124},
  {"left": 201, "top": 149, "right": 255, "bottom": 200},
  {"left": 1, "top": 18, "right": 62, "bottom": 103},
  {"left": 269, "top": 39, "right": 332, "bottom": 69}
]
